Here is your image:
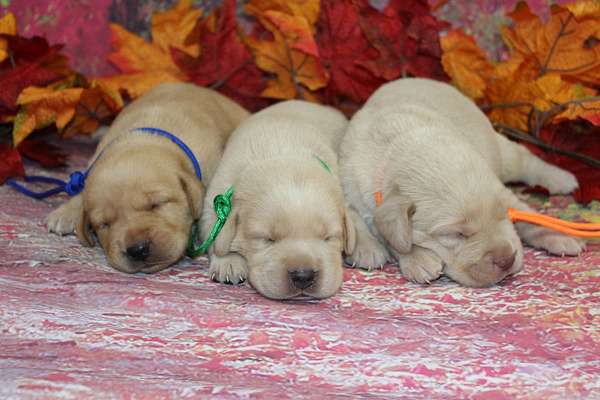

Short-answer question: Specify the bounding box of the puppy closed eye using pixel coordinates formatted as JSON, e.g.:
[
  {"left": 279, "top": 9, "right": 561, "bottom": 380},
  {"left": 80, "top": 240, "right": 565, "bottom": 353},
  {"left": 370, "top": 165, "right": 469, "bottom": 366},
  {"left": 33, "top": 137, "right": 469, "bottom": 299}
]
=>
[
  {"left": 96, "top": 222, "right": 111, "bottom": 230},
  {"left": 324, "top": 233, "right": 341, "bottom": 243},
  {"left": 148, "top": 198, "right": 171, "bottom": 211},
  {"left": 253, "top": 235, "right": 276, "bottom": 245}
]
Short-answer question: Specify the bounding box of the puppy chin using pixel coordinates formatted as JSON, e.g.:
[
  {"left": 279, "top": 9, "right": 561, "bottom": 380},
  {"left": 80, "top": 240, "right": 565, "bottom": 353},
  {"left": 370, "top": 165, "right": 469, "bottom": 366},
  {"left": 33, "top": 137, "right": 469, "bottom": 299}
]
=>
[{"left": 104, "top": 230, "right": 187, "bottom": 274}]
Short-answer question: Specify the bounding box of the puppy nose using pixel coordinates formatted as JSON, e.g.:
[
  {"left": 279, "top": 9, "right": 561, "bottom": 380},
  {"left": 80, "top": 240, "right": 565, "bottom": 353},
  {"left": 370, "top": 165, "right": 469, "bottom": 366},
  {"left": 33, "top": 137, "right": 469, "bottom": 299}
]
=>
[
  {"left": 494, "top": 251, "right": 516, "bottom": 271},
  {"left": 126, "top": 241, "right": 151, "bottom": 262},
  {"left": 289, "top": 268, "right": 316, "bottom": 290}
]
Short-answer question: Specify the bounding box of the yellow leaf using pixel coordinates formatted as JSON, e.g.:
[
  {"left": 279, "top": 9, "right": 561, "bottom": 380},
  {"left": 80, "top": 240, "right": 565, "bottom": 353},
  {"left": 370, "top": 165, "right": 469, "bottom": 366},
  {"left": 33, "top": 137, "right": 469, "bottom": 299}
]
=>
[
  {"left": 246, "top": 0, "right": 320, "bottom": 29},
  {"left": 565, "top": 0, "right": 600, "bottom": 19},
  {"left": 441, "top": 29, "right": 495, "bottom": 100},
  {"left": 152, "top": 0, "right": 202, "bottom": 57},
  {"left": 13, "top": 87, "right": 83, "bottom": 145},
  {"left": 108, "top": 23, "right": 181, "bottom": 76},
  {"left": 0, "top": 12, "right": 17, "bottom": 63},
  {"left": 93, "top": 71, "right": 182, "bottom": 109},
  {"left": 536, "top": 74, "right": 600, "bottom": 122}
]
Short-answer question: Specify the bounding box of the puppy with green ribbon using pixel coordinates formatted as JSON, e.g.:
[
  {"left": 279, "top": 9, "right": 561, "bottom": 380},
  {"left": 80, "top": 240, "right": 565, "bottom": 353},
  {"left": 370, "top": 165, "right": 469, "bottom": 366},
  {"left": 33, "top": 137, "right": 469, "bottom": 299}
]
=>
[{"left": 199, "top": 100, "right": 356, "bottom": 300}]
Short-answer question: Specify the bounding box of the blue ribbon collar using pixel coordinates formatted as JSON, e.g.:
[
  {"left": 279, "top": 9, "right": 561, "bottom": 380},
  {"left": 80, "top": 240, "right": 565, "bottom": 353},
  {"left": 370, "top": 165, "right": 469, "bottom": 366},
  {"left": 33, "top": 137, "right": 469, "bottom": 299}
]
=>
[{"left": 5, "top": 127, "right": 203, "bottom": 200}]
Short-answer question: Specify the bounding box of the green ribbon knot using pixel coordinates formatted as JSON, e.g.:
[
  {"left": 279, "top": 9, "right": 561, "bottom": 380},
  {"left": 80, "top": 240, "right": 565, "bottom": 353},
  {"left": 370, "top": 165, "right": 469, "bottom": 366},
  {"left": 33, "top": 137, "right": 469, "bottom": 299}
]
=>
[{"left": 186, "top": 186, "right": 234, "bottom": 257}]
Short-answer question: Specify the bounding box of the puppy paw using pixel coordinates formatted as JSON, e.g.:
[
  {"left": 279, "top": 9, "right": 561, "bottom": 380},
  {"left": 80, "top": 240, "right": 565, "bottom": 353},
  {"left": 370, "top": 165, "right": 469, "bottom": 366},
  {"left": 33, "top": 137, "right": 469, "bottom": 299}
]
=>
[
  {"left": 528, "top": 231, "right": 585, "bottom": 256},
  {"left": 46, "top": 204, "right": 79, "bottom": 235},
  {"left": 539, "top": 166, "right": 578, "bottom": 195},
  {"left": 345, "top": 236, "right": 390, "bottom": 270},
  {"left": 398, "top": 247, "right": 443, "bottom": 284},
  {"left": 209, "top": 253, "right": 248, "bottom": 284}
]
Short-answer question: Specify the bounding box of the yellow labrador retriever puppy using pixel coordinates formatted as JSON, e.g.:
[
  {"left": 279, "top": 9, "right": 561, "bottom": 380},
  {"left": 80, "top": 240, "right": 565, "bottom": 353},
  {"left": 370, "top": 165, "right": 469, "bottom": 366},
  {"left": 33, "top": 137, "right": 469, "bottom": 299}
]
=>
[
  {"left": 340, "top": 78, "right": 584, "bottom": 287},
  {"left": 201, "top": 100, "right": 356, "bottom": 299},
  {"left": 46, "top": 83, "right": 249, "bottom": 273}
]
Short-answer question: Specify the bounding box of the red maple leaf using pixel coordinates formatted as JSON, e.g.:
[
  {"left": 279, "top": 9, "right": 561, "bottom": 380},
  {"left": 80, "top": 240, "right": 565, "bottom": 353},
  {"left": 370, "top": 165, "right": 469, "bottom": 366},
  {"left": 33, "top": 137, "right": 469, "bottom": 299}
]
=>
[
  {"left": 524, "top": 123, "right": 600, "bottom": 204},
  {"left": 0, "top": 35, "right": 68, "bottom": 118},
  {"left": 355, "top": 0, "right": 449, "bottom": 81},
  {"left": 316, "top": 0, "right": 385, "bottom": 106},
  {"left": 18, "top": 139, "right": 67, "bottom": 168},
  {"left": 0, "top": 143, "right": 25, "bottom": 184},
  {"left": 171, "top": 0, "right": 267, "bottom": 111}
]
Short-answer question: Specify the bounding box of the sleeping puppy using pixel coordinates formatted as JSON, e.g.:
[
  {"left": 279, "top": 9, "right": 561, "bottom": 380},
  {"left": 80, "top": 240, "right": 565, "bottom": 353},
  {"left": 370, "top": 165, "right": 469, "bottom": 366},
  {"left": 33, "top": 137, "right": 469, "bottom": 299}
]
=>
[
  {"left": 340, "top": 78, "right": 584, "bottom": 287},
  {"left": 201, "top": 100, "right": 356, "bottom": 300},
  {"left": 46, "top": 83, "right": 249, "bottom": 273}
]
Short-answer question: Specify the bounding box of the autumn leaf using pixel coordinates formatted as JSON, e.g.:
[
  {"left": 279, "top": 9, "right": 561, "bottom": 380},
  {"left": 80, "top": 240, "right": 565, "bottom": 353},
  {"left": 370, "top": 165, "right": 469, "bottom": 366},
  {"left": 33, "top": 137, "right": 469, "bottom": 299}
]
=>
[
  {"left": 0, "top": 35, "right": 69, "bottom": 119},
  {"left": 485, "top": 57, "right": 551, "bottom": 131},
  {"left": 525, "top": 123, "right": 600, "bottom": 203},
  {"left": 564, "top": 0, "right": 600, "bottom": 20},
  {"left": 244, "top": 3, "right": 328, "bottom": 101},
  {"left": 18, "top": 139, "right": 67, "bottom": 168},
  {"left": 356, "top": 0, "right": 448, "bottom": 81},
  {"left": 61, "top": 87, "right": 119, "bottom": 139},
  {"left": 316, "top": 0, "right": 384, "bottom": 105},
  {"left": 107, "top": 24, "right": 181, "bottom": 77},
  {"left": 0, "top": 12, "right": 16, "bottom": 63},
  {"left": 172, "top": 0, "right": 266, "bottom": 110},
  {"left": 12, "top": 86, "right": 84, "bottom": 145},
  {"left": 533, "top": 74, "right": 600, "bottom": 126},
  {"left": 502, "top": 7, "right": 600, "bottom": 85},
  {"left": 0, "top": 143, "right": 24, "bottom": 184},
  {"left": 151, "top": 0, "right": 202, "bottom": 57},
  {"left": 247, "top": 0, "right": 321, "bottom": 31},
  {"left": 441, "top": 29, "right": 495, "bottom": 100}
]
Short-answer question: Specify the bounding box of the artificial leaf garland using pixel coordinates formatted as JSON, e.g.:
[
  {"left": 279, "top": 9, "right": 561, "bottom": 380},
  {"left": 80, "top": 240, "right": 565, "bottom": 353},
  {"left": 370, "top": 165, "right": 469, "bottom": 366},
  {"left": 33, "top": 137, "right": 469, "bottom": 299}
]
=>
[{"left": 1, "top": 0, "right": 599, "bottom": 202}]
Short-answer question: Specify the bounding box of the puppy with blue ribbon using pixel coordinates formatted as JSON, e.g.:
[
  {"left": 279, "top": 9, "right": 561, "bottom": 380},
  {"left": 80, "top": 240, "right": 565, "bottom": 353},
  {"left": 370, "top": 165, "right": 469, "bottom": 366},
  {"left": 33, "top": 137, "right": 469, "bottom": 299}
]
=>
[{"left": 40, "top": 83, "right": 249, "bottom": 273}]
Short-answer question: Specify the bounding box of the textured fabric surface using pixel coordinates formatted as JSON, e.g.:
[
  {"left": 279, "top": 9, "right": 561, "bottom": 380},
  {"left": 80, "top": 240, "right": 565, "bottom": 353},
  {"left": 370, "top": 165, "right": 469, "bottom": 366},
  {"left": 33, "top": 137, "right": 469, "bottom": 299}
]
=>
[{"left": 1, "top": 137, "right": 600, "bottom": 399}]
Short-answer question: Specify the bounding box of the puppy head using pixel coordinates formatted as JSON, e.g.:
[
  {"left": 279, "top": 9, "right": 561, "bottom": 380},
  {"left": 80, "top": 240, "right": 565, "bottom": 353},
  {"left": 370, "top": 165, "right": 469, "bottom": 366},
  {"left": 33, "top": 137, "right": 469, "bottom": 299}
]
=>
[
  {"left": 78, "top": 149, "right": 204, "bottom": 273},
  {"left": 415, "top": 187, "right": 523, "bottom": 287},
  {"left": 214, "top": 163, "right": 355, "bottom": 299}
]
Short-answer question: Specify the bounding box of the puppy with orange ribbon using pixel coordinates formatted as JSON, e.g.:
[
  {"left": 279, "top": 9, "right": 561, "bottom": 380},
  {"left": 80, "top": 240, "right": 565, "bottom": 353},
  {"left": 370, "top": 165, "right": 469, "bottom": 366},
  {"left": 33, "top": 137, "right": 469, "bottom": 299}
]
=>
[{"left": 339, "top": 78, "right": 591, "bottom": 287}]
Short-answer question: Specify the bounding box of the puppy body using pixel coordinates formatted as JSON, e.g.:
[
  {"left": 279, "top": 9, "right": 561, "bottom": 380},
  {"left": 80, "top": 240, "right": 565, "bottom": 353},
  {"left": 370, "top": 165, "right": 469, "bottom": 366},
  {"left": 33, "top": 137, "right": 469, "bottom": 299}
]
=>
[
  {"left": 340, "top": 78, "right": 583, "bottom": 287},
  {"left": 47, "top": 83, "right": 249, "bottom": 273},
  {"left": 202, "top": 100, "right": 355, "bottom": 299}
]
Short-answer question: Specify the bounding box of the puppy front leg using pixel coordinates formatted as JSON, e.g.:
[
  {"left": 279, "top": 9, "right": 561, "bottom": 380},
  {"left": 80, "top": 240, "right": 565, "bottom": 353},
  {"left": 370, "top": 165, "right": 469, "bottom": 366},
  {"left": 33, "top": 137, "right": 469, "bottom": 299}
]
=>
[
  {"left": 344, "top": 208, "right": 390, "bottom": 270},
  {"left": 511, "top": 199, "right": 585, "bottom": 256},
  {"left": 46, "top": 195, "right": 83, "bottom": 235},
  {"left": 396, "top": 245, "right": 444, "bottom": 284},
  {"left": 208, "top": 248, "right": 248, "bottom": 285}
]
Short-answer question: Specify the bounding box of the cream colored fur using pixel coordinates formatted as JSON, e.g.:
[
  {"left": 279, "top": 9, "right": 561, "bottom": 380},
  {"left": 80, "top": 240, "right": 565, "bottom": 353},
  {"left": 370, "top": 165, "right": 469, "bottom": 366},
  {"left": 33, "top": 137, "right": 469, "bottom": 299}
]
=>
[
  {"left": 340, "top": 78, "right": 584, "bottom": 287},
  {"left": 201, "top": 100, "right": 355, "bottom": 299},
  {"left": 47, "top": 83, "right": 249, "bottom": 273}
]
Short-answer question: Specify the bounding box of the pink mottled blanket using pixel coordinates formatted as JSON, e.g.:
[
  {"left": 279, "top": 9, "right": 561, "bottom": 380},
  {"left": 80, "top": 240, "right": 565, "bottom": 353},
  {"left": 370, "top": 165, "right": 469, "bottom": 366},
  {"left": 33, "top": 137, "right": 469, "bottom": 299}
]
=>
[{"left": 1, "top": 138, "right": 599, "bottom": 399}]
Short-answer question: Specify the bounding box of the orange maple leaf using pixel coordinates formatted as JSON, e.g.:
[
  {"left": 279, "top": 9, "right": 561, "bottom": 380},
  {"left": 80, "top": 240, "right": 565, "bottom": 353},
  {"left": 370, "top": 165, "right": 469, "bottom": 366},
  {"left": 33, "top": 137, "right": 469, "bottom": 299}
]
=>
[
  {"left": 441, "top": 29, "right": 495, "bottom": 100},
  {"left": 485, "top": 57, "right": 551, "bottom": 131},
  {"left": 564, "top": 0, "right": 600, "bottom": 20},
  {"left": 0, "top": 12, "right": 17, "bottom": 63},
  {"left": 536, "top": 74, "right": 600, "bottom": 123},
  {"left": 502, "top": 7, "right": 600, "bottom": 85},
  {"left": 13, "top": 86, "right": 84, "bottom": 145},
  {"left": 151, "top": 0, "right": 202, "bottom": 57},
  {"left": 246, "top": 0, "right": 320, "bottom": 30},
  {"left": 245, "top": 5, "right": 328, "bottom": 100}
]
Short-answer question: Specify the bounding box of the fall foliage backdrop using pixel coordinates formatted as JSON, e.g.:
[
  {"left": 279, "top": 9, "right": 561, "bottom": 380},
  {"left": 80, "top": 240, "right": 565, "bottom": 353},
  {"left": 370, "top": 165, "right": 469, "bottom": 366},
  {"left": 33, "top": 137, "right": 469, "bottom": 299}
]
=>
[{"left": 0, "top": 0, "right": 599, "bottom": 202}]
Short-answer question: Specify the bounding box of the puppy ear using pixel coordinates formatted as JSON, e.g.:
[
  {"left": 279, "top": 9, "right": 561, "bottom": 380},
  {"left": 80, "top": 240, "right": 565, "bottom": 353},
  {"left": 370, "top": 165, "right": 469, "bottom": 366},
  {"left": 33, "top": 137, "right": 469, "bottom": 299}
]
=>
[
  {"left": 214, "top": 209, "right": 238, "bottom": 257},
  {"left": 76, "top": 206, "right": 95, "bottom": 247},
  {"left": 374, "top": 188, "right": 415, "bottom": 254},
  {"left": 343, "top": 208, "right": 357, "bottom": 255},
  {"left": 179, "top": 172, "right": 205, "bottom": 220}
]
